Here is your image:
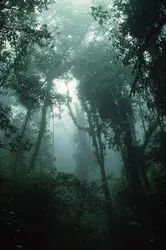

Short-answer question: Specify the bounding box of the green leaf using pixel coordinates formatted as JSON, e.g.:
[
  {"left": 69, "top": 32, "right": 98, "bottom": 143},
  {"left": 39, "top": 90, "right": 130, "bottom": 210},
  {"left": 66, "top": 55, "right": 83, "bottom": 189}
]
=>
[{"left": 99, "top": 19, "right": 104, "bottom": 25}]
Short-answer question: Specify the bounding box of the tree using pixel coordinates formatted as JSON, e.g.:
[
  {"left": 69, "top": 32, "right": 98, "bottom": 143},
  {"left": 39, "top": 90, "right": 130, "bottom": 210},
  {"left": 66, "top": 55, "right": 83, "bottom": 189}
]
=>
[
  {"left": 28, "top": 45, "right": 73, "bottom": 171},
  {"left": 0, "top": 0, "right": 53, "bottom": 175},
  {"left": 28, "top": 0, "right": 94, "bottom": 171},
  {"left": 66, "top": 83, "right": 113, "bottom": 229},
  {"left": 91, "top": 1, "right": 166, "bottom": 115},
  {"left": 0, "top": 103, "right": 18, "bottom": 151},
  {"left": 12, "top": 72, "right": 46, "bottom": 175},
  {"left": 73, "top": 104, "right": 93, "bottom": 180},
  {"left": 72, "top": 37, "right": 159, "bottom": 210},
  {"left": 0, "top": 0, "right": 51, "bottom": 85},
  {"left": 117, "top": 0, "right": 166, "bottom": 114}
]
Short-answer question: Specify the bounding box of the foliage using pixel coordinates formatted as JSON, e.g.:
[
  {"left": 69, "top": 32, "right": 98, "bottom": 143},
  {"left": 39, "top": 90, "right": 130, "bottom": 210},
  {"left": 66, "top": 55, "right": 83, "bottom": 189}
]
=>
[
  {"left": 0, "top": 103, "right": 17, "bottom": 134},
  {"left": 0, "top": 0, "right": 53, "bottom": 161},
  {"left": 13, "top": 73, "right": 45, "bottom": 111},
  {"left": 91, "top": 0, "right": 166, "bottom": 114},
  {"left": 0, "top": 103, "right": 18, "bottom": 151},
  {"left": 146, "top": 131, "right": 166, "bottom": 165},
  {"left": 0, "top": 171, "right": 104, "bottom": 250},
  {"left": 73, "top": 41, "right": 134, "bottom": 150},
  {"left": 0, "top": 1, "right": 166, "bottom": 250},
  {"left": 73, "top": 39, "right": 144, "bottom": 199},
  {"left": 0, "top": 0, "right": 52, "bottom": 84}
]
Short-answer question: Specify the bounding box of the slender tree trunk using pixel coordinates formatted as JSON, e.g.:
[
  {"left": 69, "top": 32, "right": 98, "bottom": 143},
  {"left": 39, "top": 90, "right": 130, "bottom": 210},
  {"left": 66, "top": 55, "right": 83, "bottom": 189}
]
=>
[
  {"left": 124, "top": 131, "right": 142, "bottom": 189},
  {"left": 87, "top": 109, "right": 112, "bottom": 223},
  {"left": 99, "top": 158, "right": 112, "bottom": 212},
  {"left": 138, "top": 99, "right": 146, "bottom": 135},
  {"left": 141, "top": 166, "right": 150, "bottom": 192},
  {"left": 28, "top": 77, "right": 52, "bottom": 172},
  {"left": 20, "top": 109, "right": 32, "bottom": 144},
  {"left": 95, "top": 114, "right": 112, "bottom": 219},
  {"left": 74, "top": 132, "right": 89, "bottom": 180},
  {"left": 52, "top": 111, "right": 55, "bottom": 156},
  {"left": 12, "top": 108, "right": 31, "bottom": 177},
  {"left": 28, "top": 100, "right": 48, "bottom": 172},
  {"left": 140, "top": 118, "right": 159, "bottom": 191}
]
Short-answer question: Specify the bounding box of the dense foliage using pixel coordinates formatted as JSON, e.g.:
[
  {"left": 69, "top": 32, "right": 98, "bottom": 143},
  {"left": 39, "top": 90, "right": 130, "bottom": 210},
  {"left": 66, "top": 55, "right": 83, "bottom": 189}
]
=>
[{"left": 0, "top": 0, "right": 166, "bottom": 250}]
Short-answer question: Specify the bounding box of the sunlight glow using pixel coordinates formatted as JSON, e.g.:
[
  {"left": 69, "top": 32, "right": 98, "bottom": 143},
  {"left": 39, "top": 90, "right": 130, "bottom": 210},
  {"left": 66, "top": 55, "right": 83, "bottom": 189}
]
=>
[
  {"left": 55, "top": 78, "right": 78, "bottom": 104},
  {"left": 71, "top": 0, "right": 92, "bottom": 7},
  {"left": 108, "top": 3, "right": 113, "bottom": 9},
  {"left": 87, "top": 31, "right": 95, "bottom": 41},
  {"left": 53, "top": 78, "right": 78, "bottom": 125}
]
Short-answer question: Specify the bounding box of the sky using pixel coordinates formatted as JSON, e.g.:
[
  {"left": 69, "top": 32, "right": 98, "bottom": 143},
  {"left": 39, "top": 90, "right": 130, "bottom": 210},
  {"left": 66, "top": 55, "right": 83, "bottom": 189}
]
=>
[{"left": 70, "top": 0, "right": 93, "bottom": 8}]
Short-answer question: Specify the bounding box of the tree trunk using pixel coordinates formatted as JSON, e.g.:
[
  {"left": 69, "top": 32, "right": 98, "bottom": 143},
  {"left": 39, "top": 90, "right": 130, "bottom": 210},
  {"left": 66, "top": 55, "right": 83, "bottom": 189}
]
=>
[
  {"left": 95, "top": 115, "right": 112, "bottom": 221},
  {"left": 52, "top": 111, "right": 55, "bottom": 156},
  {"left": 89, "top": 110, "right": 113, "bottom": 223},
  {"left": 121, "top": 109, "right": 143, "bottom": 191},
  {"left": 141, "top": 166, "right": 150, "bottom": 192},
  {"left": 28, "top": 100, "right": 48, "bottom": 172},
  {"left": 67, "top": 97, "right": 113, "bottom": 223},
  {"left": 74, "top": 130, "right": 90, "bottom": 180},
  {"left": 99, "top": 158, "right": 112, "bottom": 216},
  {"left": 12, "top": 108, "right": 31, "bottom": 177},
  {"left": 28, "top": 77, "right": 52, "bottom": 172},
  {"left": 124, "top": 132, "right": 142, "bottom": 188},
  {"left": 138, "top": 98, "right": 146, "bottom": 135}
]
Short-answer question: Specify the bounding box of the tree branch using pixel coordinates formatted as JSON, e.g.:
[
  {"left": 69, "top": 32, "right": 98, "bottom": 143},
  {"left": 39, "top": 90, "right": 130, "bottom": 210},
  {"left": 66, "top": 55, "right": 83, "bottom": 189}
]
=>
[{"left": 65, "top": 83, "right": 90, "bottom": 133}]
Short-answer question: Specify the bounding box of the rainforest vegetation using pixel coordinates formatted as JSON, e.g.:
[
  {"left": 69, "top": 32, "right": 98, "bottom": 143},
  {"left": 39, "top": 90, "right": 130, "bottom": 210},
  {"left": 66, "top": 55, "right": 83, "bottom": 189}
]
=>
[{"left": 0, "top": 0, "right": 166, "bottom": 249}]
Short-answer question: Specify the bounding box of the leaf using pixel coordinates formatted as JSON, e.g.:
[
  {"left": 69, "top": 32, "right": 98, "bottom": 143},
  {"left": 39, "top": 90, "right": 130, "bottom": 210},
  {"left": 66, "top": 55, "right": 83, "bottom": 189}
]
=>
[{"left": 99, "top": 19, "right": 104, "bottom": 25}]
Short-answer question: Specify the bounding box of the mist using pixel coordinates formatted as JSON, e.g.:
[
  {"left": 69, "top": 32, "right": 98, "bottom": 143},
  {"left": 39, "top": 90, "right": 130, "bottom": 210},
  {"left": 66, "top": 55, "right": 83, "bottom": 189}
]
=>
[{"left": 0, "top": 0, "right": 166, "bottom": 250}]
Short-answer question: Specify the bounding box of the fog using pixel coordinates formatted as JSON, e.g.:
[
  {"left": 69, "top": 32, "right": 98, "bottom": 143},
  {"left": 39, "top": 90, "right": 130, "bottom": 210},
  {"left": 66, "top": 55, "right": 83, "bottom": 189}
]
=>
[{"left": 0, "top": 0, "right": 147, "bottom": 182}]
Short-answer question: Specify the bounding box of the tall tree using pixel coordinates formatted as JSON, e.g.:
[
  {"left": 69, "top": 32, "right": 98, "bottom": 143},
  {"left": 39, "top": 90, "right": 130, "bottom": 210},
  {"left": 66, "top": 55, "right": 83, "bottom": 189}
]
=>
[
  {"left": 72, "top": 38, "right": 158, "bottom": 209},
  {"left": 0, "top": 0, "right": 52, "bottom": 174},
  {"left": 73, "top": 104, "right": 93, "bottom": 180},
  {"left": 66, "top": 83, "right": 113, "bottom": 228},
  {"left": 28, "top": 0, "right": 93, "bottom": 171},
  {"left": 28, "top": 44, "right": 73, "bottom": 171}
]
